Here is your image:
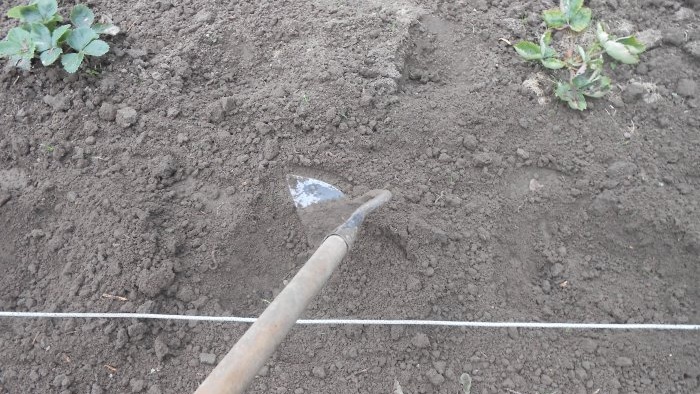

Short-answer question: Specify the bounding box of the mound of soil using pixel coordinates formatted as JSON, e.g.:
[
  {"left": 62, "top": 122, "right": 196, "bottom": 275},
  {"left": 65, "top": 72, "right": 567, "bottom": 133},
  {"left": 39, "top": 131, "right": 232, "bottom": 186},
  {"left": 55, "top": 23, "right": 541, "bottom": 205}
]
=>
[{"left": 1, "top": 0, "right": 699, "bottom": 393}]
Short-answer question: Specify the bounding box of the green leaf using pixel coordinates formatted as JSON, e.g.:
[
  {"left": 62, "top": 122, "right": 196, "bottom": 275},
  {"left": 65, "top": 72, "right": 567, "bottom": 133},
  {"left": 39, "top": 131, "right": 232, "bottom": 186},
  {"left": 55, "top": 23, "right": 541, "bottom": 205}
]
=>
[
  {"left": 596, "top": 22, "right": 609, "bottom": 43},
  {"left": 83, "top": 39, "right": 109, "bottom": 57},
  {"left": 546, "top": 0, "right": 591, "bottom": 32},
  {"left": 92, "top": 23, "right": 120, "bottom": 36},
  {"left": 61, "top": 52, "right": 84, "bottom": 73},
  {"left": 541, "top": 57, "right": 566, "bottom": 69},
  {"left": 561, "top": 0, "right": 584, "bottom": 19},
  {"left": 544, "top": 47, "right": 558, "bottom": 59},
  {"left": 541, "top": 30, "right": 553, "bottom": 46},
  {"left": 44, "top": 14, "right": 63, "bottom": 25},
  {"left": 617, "top": 36, "right": 646, "bottom": 55},
  {"left": 67, "top": 27, "right": 98, "bottom": 51},
  {"left": 569, "top": 7, "right": 591, "bottom": 32},
  {"left": 0, "top": 28, "right": 26, "bottom": 57},
  {"left": 603, "top": 41, "right": 640, "bottom": 64},
  {"left": 7, "top": 5, "right": 25, "bottom": 19},
  {"left": 582, "top": 75, "right": 611, "bottom": 98},
  {"left": 0, "top": 42, "right": 16, "bottom": 57},
  {"left": 577, "top": 45, "right": 588, "bottom": 63},
  {"left": 40, "top": 46, "right": 62, "bottom": 65},
  {"left": 1, "top": 28, "right": 36, "bottom": 59},
  {"left": 542, "top": 9, "right": 566, "bottom": 29},
  {"left": 70, "top": 4, "right": 95, "bottom": 28},
  {"left": 9, "top": 55, "right": 32, "bottom": 70},
  {"left": 35, "top": 0, "right": 58, "bottom": 18},
  {"left": 8, "top": 5, "right": 41, "bottom": 22},
  {"left": 572, "top": 74, "right": 591, "bottom": 89},
  {"left": 555, "top": 81, "right": 572, "bottom": 98},
  {"left": 514, "top": 41, "right": 542, "bottom": 60},
  {"left": 555, "top": 81, "right": 587, "bottom": 110},
  {"left": 52, "top": 25, "right": 71, "bottom": 46},
  {"left": 596, "top": 23, "right": 644, "bottom": 64},
  {"left": 584, "top": 91, "right": 607, "bottom": 98},
  {"left": 589, "top": 55, "right": 604, "bottom": 70},
  {"left": 30, "top": 23, "right": 52, "bottom": 52},
  {"left": 540, "top": 31, "right": 556, "bottom": 58},
  {"left": 7, "top": 27, "right": 33, "bottom": 43}
]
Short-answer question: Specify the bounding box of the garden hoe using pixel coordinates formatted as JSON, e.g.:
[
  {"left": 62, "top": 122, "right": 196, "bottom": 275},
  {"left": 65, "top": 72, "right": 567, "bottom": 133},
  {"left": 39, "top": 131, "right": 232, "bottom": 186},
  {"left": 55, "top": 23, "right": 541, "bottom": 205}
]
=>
[{"left": 194, "top": 175, "right": 392, "bottom": 394}]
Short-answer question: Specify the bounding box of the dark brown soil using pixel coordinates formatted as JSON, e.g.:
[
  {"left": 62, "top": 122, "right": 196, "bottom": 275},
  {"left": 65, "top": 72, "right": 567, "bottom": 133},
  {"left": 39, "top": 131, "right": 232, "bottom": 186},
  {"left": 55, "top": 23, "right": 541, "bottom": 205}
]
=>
[{"left": 1, "top": 0, "right": 700, "bottom": 393}]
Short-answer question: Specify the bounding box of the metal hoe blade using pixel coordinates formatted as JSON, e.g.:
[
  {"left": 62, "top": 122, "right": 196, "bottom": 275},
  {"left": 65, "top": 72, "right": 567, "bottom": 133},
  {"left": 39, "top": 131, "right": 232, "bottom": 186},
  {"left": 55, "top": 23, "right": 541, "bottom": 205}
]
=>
[
  {"left": 286, "top": 174, "right": 392, "bottom": 249},
  {"left": 286, "top": 174, "right": 355, "bottom": 247},
  {"left": 286, "top": 174, "right": 346, "bottom": 209}
]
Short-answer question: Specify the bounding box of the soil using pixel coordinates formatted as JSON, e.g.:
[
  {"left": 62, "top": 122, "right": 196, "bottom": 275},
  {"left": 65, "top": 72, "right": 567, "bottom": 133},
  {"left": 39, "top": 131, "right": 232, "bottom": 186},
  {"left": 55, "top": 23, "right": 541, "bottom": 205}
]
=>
[{"left": 1, "top": 0, "right": 699, "bottom": 393}]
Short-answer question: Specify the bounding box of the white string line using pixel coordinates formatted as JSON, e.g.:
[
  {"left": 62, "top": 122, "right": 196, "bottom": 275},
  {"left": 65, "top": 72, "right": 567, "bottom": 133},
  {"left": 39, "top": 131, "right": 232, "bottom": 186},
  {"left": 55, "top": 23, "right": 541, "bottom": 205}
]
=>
[{"left": 1, "top": 311, "right": 699, "bottom": 330}]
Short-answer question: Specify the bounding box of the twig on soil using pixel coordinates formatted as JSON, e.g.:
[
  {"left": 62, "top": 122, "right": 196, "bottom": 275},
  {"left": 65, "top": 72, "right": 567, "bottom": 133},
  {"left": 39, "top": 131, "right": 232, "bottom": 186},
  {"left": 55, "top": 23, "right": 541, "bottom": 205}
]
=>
[
  {"left": 104, "top": 364, "right": 118, "bottom": 373},
  {"left": 348, "top": 368, "right": 367, "bottom": 378},
  {"left": 434, "top": 191, "right": 445, "bottom": 204},
  {"left": 505, "top": 389, "right": 524, "bottom": 394},
  {"left": 209, "top": 250, "right": 219, "bottom": 271},
  {"left": 604, "top": 105, "right": 617, "bottom": 117},
  {"left": 498, "top": 38, "right": 512, "bottom": 45},
  {"left": 101, "top": 293, "right": 128, "bottom": 301}
]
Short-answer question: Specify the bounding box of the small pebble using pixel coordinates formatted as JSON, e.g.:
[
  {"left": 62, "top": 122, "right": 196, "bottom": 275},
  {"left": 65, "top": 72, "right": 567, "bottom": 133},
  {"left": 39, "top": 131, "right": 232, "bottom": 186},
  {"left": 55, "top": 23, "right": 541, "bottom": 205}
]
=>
[
  {"left": 411, "top": 333, "right": 430, "bottom": 348},
  {"left": 199, "top": 353, "right": 217, "bottom": 365},
  {"left": 311, "top": 366, "right": 326, "bottom": 379},
  {"left": 615, "top": 356, "right": 633, "bottom": 367}
]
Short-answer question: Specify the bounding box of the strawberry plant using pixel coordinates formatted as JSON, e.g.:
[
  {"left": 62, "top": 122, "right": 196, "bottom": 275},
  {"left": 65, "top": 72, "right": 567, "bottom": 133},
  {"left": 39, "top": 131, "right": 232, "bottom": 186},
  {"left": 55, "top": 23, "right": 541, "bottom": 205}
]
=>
[
  {"left": 513, "top": 0, "right": 646, "bottom": 110},
  {"left": 0, "top": 0, "right": 118, "bottom": 73}
]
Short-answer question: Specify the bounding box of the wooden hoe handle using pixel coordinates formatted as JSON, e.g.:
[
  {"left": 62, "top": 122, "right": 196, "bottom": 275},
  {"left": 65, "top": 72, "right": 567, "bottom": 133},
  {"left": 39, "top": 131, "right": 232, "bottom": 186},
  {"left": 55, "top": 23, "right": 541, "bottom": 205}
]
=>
[{"left": 194, "top": 235, "right": 349, "bottom": 394}]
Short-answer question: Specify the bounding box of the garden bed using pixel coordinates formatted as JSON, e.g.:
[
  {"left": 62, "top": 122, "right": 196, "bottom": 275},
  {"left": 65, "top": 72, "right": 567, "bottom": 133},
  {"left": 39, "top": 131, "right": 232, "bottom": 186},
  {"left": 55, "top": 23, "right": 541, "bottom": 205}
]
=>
[{"left": 1, "top": 0, "right": 699, "bottom": 393}]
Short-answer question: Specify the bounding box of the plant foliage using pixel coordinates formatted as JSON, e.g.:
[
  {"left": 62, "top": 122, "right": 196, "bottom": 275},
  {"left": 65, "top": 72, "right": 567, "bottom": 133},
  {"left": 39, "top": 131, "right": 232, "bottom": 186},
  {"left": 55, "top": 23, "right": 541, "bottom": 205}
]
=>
[
  {"left": 513, "top": 2, "right": 646, "bottom": 110},
  {"left": 542, "top": 0, "right": 592, "bottom": 32},
  {"left": 0, "top": 0, "right": 118, "bottom": 73}
]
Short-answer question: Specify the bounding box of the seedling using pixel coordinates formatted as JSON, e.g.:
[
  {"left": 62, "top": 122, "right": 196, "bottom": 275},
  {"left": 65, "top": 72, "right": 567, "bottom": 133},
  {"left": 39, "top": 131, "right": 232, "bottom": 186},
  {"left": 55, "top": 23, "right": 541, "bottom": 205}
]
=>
[
  {"left": 541, "top": 0, "right": 591, "bottom": 32},
  {"left": 0, "top": 0, "right": 118, "bottom": 74},
  {"left": 513, "top": 0, "right": 645, "bottom": 110},
  {"left": 42, "top": 143, "right": 55, "bottom": 153},
  {"left": 513, "top": 30, "right": 565, "bottom": 70}
]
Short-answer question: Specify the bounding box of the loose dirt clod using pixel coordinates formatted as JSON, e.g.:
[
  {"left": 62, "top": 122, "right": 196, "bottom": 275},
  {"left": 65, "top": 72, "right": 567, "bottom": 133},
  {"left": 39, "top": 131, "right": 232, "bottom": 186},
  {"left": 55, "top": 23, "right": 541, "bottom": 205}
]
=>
[
  {"left": 136, "top": 261, "right": 175, "bottom": 297},
  {"left": 99, "top": 102, "right": 117, "bottom": 121},
  {"left": 199, "top": 353, "right": 217, "bottom": 365},
  {"left": 116, "top": 107, "right": 138, "bottom": 128},
  {"left": 311, "top": 366, "right": 326, "bottom": 379},
  {"left": 615, "top": 356, "right": 634, "bottom": 367},
  {"left": 411, "top": 333, "right": 430, "bottom": 349}
]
